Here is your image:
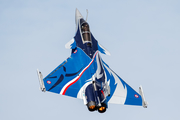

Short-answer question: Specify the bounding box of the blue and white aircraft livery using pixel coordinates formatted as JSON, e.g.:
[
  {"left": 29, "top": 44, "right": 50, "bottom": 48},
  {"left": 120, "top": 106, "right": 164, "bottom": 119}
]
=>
[{"left": 37, "top": 9, "right": 148, "bottom": 113}]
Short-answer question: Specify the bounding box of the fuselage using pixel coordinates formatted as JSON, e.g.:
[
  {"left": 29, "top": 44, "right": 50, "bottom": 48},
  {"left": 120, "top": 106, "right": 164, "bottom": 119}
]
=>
[{"left": 74, "top": 9, "right": 108, "bottom": 113}]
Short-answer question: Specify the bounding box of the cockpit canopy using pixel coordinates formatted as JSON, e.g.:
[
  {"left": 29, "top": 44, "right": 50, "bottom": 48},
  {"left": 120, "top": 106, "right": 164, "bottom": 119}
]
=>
[{"left": 80, "top": 19, "right": 92, "bottom": 46}]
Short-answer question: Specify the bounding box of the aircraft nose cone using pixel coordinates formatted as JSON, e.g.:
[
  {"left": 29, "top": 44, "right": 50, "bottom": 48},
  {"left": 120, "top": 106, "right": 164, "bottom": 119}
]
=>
[{"left": 75, "top": 8, "right": 83, "bottom": 26}]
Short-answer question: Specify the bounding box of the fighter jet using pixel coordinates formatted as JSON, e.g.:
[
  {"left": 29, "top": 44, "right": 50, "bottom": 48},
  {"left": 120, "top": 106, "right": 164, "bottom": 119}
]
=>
[{"left": 37, "top": 9, "right": 148, "bottom": 113}]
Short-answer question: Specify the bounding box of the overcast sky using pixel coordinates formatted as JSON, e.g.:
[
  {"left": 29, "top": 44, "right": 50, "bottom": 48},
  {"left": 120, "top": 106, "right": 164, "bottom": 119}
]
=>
[{"left": 1, "top": 0, "right": 180, "bottom": 120}]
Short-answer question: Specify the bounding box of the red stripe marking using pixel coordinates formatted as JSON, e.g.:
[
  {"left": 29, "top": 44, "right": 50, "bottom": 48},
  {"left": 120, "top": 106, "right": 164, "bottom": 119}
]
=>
[
  {"left": 101, "top": 90, "right": 105, "bottom": 98},
  {"left": 62, "top": 51, "right": 98, "bottom": 95}
]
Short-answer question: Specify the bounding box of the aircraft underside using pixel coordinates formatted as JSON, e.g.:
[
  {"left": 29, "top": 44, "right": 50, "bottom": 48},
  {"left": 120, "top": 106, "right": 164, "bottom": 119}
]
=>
[{"left": 37, "top": 8, "right": 147, "bottom": 113}]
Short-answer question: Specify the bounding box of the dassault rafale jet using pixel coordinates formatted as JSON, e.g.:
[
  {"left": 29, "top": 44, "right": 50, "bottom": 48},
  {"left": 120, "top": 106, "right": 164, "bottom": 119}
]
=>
[{"left": 37, "top": 9, "right": 148, "bottom": 113}]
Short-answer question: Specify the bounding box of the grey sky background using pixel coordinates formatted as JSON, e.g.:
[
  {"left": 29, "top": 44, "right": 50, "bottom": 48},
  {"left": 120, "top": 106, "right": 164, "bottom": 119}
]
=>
[{"left": 1, "top": 0, "right": 180, "bottom": 120}]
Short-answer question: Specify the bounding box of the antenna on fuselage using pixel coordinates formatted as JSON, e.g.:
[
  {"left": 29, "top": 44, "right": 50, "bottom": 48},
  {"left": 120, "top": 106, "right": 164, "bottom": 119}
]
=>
[{"left": 86, "top": 9, "right": 88, "bottom": 21}]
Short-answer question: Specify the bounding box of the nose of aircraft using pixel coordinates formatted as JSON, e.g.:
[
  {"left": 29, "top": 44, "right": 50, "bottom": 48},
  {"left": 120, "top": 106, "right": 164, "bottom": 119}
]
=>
[{"left": 75, "top": 8, "right": 83, "bottom": 29}]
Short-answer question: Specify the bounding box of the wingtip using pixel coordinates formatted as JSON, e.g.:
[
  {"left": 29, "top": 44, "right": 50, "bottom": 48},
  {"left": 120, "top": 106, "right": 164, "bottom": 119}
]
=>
[
  {"left": 139, "top": 86, "right": 148, "bottom": 108},
  {"left": 37, "top": 69, "right": 46, "bottom": 92}
]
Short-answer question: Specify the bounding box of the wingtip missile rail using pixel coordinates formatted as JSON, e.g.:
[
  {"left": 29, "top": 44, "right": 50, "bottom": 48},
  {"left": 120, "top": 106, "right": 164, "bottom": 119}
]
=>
[
  {"left": 37, "top": 69, "right": 46, "bottom": 92},
  {"left": 139, "top": 86, "right": 148, "bottom": 108}
]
